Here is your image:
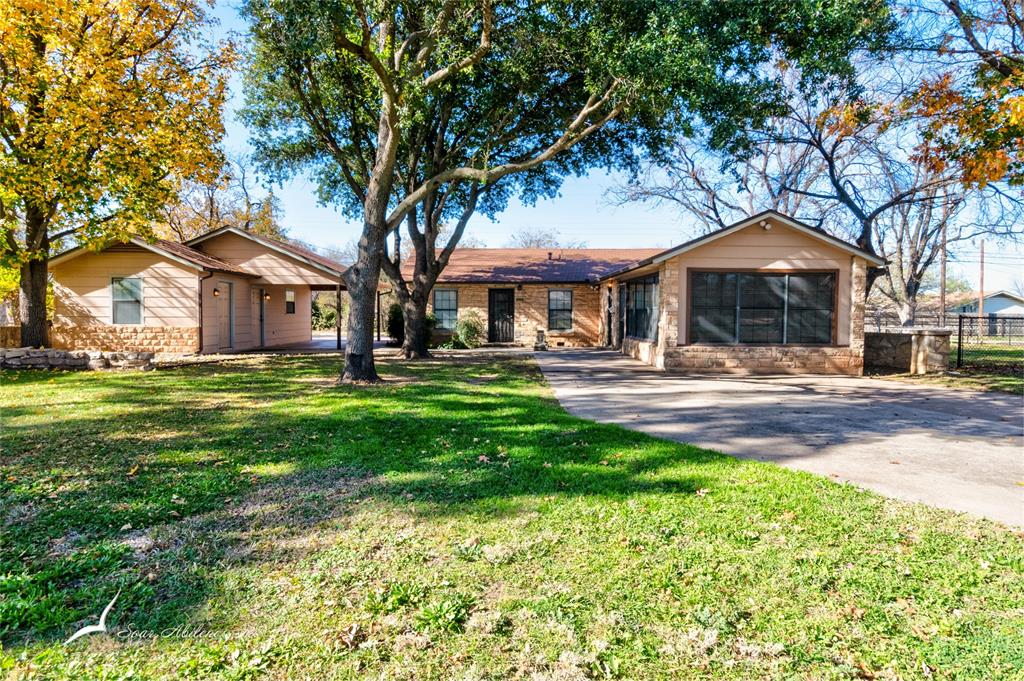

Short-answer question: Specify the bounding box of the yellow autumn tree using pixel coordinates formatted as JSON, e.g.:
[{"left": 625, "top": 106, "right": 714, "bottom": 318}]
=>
[
  {"left": 0, "top": 0, "right": 234, "bottom": 346},
  {"left": 909, "top": 0, "right": 1024, "bottom": 188}
]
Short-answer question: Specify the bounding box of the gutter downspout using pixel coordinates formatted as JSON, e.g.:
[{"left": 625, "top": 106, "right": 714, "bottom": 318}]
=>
[{"left": 198, "top": 272, "right": 214, "bottom": 354}]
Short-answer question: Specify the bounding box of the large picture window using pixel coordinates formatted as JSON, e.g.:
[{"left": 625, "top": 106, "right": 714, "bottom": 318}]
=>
[
  {"left": 689, "top": 271, "right": 835, "bottom": 345},
  {"left": 624, "top": 274, "right": 659, "bottom": 341},
  {"left": 433, "top": 289, "right": 458, "bottom": 330},
  {"left": 547, "top": 289, "right": 573, "bottom": 331},
  {"left": 111, "top": 277, "right": 143, "bottom": 324}
]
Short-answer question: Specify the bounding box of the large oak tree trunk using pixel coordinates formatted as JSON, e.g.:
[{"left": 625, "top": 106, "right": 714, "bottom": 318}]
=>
[
  {"left": 400, "top": 294, "right": 430, "bottom": 359},
  {"left": 342, "top": 228, "right": 384, "bottom": 382},
  {"left": 341, "top": 93, "right": 400, "bottom": 383},
  {"left": 19, "top": 212, "right": 49, "bottom": 347},
  {"left": 19, "top": 257, "right": 48, "bottom": 348}
]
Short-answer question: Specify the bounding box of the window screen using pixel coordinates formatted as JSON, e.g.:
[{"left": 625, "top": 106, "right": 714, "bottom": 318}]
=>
[
  {"left": 111, "top": 277, "right": 142, "bottom": 324},
  {"left": 547, "top": 290, "right": 573, "bottom": 331},
  {"left": 738, "top": 274, "right": 785, "bottom": 343},
  {"left": 624, "top": 274, "right": 659, "bottom": 340},
  {"left": 433, "top": 289, "right": 458, "bottom": 330},
  {"left": 786, "top": 274, "right": 834, "bottom": 344},
  {"left": 285, "top": 289, "right": 296, "bottom": 314},
  {"left": 690, "top": 272, "right": 835, "bottom": 345},
  {"left": 690, "top": 272, "right": 737, "bottom": 343}
]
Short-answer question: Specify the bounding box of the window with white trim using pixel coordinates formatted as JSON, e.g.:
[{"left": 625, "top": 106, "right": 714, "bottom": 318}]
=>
[{"left": 111, "top": 277, "right": 143, "bottom": 324}]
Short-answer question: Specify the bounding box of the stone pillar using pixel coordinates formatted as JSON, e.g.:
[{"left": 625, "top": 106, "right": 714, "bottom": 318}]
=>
[
  {"left": 658, "top": 260, "right": 679, "bottom": 351},
  {"left": 848, "top": 257, "right": 868, "bottom": 375},
  {"left": 849, "top": 257, "right": 867, "bottom": 352}
]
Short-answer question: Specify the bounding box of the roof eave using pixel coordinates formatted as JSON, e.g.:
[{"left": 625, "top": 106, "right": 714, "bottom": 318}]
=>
[
  {"left": 49, "top": 238, "right": 209, "bottom": 272},
  {"left": 600, "top": 210, "right": 884, "bottom": 281}
]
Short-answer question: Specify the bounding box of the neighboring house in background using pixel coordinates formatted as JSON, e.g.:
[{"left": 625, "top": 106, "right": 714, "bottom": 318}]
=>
[
  {"left": 598, "top": 211, "right": 885, "bottom": 375},
  {"left": 417, "top": 248, "right": 660, "bottom": 347},
  {"left": 949, "top": 290, "right": 1024, "bottom": 316},
  {"left": 48, "top": 228, "right": 346, "bottom": 354}
]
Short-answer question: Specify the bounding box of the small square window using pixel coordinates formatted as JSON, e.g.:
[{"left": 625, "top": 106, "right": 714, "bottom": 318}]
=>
[{"left": 285, "top": 289, "right": 296, "bottom": 314}]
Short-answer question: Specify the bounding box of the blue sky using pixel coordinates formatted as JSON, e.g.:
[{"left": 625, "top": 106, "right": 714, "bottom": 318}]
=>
[{"left": 212, "top": 2, "right": 1021, "bottom": 291}]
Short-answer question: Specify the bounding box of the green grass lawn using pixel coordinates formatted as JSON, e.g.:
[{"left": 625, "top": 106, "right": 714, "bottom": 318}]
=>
[{"left": 1, "top": 354, "right": 1022, "bottom": 680}]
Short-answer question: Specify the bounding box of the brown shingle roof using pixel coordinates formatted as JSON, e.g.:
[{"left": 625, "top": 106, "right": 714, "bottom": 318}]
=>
[
  {"left": 152, "top": 239, "right": 256, "bottom": 276},
  {"left": 270, "top": 237, "right": 348, "bottom": 276},
  {"left": 412, "top": 248, "right": 664, "bottom": 284}
]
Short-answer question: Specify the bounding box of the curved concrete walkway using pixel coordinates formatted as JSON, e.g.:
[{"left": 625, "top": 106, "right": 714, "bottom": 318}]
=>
[{"left": 536, "top": 349, "right": 1024, "bottom": 526}]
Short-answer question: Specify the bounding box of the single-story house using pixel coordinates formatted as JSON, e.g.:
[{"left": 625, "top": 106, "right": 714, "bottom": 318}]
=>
[
  {"left": 44, "top": 210, "right": 883, "bottom": 375},
  {"left": 419, "top": 248, "right": 661, "bottom": 347},
  {"left": 48, "top": 227, "right": 346, "bottom": 354},
  {"left": 949, "top": 290, "right": 1024, "bottom": 317},
  {"left": 597, "top": 211, "right": 885, "bottom": 374},
  {"left": 422, "top": 210, "right": 882, "bottom": 374}
]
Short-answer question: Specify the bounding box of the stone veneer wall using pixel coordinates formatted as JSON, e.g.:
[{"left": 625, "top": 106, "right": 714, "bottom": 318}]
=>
[
  {"left": 619, "top": 257, "right": 869, "bottom": 376},
  {"left": 662, "top": 345, "right": 864, "bottom": 375},
  {"left": 622, "top": 337, "right": 660, "bottom": 367},
  {"left": 50, "top": 325, "right": 200, "bottom": 354},
  {"left": 429, "top": 283, "right": 601, "bottom": 347},
  {"left": 864, "top": 329, "right": 950, "bottom": 374}
]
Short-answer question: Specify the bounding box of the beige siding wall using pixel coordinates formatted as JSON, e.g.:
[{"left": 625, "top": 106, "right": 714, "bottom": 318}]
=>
[
  {"left": 673, "top": 223, "right": 854, "bottom": 346},
  {"left": 201, "top": 279, "right": 311, "bottom": 352},
  {"left": 261, "top": 284, "right": 313, "bottom": 347},
  {"left": 608, "top": 222, "right": 869, "bottom": 375},
  {"left": 52, "top": 249, "right": 199, "bottom": 327},
  {"left": 201, "top": 275, "right": 254, "bottom": 352},
  {"left": 427, "top": 283, "right": 602, "bottom": 346},
  {"left": 195, "top": 232, "right": 339, "bottom": 286}
]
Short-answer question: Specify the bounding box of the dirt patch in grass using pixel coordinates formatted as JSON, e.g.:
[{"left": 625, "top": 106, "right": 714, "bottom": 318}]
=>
[
  {"left": 148, "top": 466, "right": 372, "bottom": 566},
  {"left": 870, "top": 368, "right": 1023, "bottom": 395}
]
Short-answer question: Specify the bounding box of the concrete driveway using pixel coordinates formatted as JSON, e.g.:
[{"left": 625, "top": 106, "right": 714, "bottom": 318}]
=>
[{"left": 535, "top": 349, "right": 1024, "bottom": 525}]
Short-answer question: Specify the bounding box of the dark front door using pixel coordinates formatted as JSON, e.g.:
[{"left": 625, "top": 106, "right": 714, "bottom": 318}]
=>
[{"left": 488, "top": 288, "right": 515, "bottom": 342}]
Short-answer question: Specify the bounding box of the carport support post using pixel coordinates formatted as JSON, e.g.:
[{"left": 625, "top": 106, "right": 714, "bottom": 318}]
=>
[{"left": 335, "top": 284, "right": 342, "bottom": 350}]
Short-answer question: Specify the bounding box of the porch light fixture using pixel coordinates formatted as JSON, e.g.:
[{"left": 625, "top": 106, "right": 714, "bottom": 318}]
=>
[
  {"left": 263, "top": 292, "right": 271, "bottom": 301},
  {"left": 212, "top": 287, "right": 221, "bottom": 297}
]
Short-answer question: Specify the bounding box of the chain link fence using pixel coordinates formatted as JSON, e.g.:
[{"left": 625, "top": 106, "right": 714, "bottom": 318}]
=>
[{"left": 953, "top": 315, "right": 1024, "bottom": 370}]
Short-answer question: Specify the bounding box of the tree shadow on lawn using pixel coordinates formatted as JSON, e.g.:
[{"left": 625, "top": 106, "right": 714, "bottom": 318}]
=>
[
  {"left": 0, "top": 353, "right": 998, "bottom": 649},
  {"left": 1, "top": 354, "right": 732, "bottom": 645}
]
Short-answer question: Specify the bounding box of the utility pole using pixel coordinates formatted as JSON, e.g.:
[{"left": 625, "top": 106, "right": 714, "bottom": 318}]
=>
[
  {"left": 939, "top": 222, "right": 947, "bottom": 327},
  {"left": 978, "top": 238, "right": 985, "bottom": 320}
]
